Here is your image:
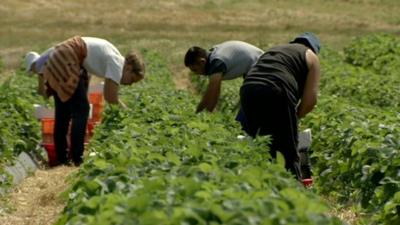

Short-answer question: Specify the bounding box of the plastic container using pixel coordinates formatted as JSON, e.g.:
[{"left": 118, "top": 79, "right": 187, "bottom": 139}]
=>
[
  {"left": 33, "top": 104, "right": 54, "bottom": 119},
  {"left": 41, "top": 118, "right": 55, "bottom": 144},
  {"left": 41, "top": 143, "right": 57, "bottom": 167},
  {"left": 42, "top": 134, "right": 54, "bottom": 144},
  {"left": 87, "top": 82, "right": 104, "bottom": 123},
  {"left": 36, "top": 100, "right": 98, "bottom": 167},
  {"left": 88, "top": 82, "right": 104, "bottom": 94},
  {"left": 41, "top": 118, "right": 55, "bottom": 134},
  {"left": 88, "top": 89, "right": 104, "bottom": 123},
  {"left": 87, "top": 121, "right": 95, "bottom": 137},
  {"left": 91, "top": 104, "right": 104, "bottom": 123},
  {"left": 88, "top": 92, "right": 104, "bottom": 106},
  {"left": 302, "top": 178, "right": 313, "bottom": 188}
]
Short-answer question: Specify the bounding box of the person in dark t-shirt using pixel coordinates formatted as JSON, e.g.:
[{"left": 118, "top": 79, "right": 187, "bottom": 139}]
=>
[
  {"left": 184, "top": 41, "right": 264, "bottom": 113},
  {"left": 240, "top": 32, "right": 321, "bottom": 181}
]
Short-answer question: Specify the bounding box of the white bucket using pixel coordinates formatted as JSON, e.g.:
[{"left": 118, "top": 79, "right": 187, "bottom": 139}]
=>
[{"left": 33, "top": 104, "right": 54, "bottom": 119}]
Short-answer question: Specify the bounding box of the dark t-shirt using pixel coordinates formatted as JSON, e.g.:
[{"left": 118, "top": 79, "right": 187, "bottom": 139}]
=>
[{"left": 244, "top": 43, "right": 309, "bottom": 102}]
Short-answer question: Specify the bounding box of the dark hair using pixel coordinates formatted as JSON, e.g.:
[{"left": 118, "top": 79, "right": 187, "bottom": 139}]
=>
[
  {"left": 125, "top": 50, "right": 145, "bottom": 77},
  {"left": 184, "top": 46, "right": 208, "bottom": 67}
]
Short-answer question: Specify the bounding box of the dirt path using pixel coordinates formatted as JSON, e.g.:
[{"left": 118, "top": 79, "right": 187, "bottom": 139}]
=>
[{"left": 0, "top": 166, "right": 77, "bottom": 225}]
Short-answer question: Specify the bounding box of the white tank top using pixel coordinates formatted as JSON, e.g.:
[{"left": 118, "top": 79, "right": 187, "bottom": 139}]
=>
[{"left": 82, "top": 37, "right": 124, "bottom": 84}]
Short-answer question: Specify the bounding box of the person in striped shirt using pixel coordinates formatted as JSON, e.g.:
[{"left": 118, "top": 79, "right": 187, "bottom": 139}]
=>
[{"left": 25, "top": 36, "right": 145, "bottom": 166}]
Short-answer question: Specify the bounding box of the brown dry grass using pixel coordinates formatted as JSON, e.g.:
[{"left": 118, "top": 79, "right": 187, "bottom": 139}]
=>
[
  {"left": 324, "top": 195, "right": 369, "bottom": 225},
  {"left": 331, "top": 207, "right": 363, "bottom": 225},
  {"left": 1, "top": 0, "right": 400, "bottom": 88},
  {"left": 0, "top": 166, "right": 78, "bottom": 225}
]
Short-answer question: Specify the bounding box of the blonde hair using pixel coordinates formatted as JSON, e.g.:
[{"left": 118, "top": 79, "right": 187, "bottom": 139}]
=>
[{"left": 125, "top": 50, "right": 145, "bottom": 77}]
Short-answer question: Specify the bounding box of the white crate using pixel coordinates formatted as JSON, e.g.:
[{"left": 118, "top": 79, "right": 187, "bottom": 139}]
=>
[
  {"left": 298, "top": 129, "right": 312, "bottom": 150},
  {"left": 88, "top": 82, "right": 104, "bottom": 94},
  {"left": 33, "top": 104, "right": 54, "bottom": 119}
]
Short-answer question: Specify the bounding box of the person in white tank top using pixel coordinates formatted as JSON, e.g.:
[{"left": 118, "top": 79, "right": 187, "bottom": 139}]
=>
[
  {"left": 24, "top": 36, "right": 145, "bottom": 166},
  {"left": 26, "top": 36, "right": 145, "bottom": 106}
]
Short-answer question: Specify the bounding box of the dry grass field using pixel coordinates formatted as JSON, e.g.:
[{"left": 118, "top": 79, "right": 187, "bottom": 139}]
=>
[{"left": 1, "top": 0, "right": 400, "bottom": 85}]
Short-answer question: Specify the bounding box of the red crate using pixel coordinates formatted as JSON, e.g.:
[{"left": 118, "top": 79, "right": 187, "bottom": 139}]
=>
[
  {"left": 42, "top": 134, "right": 53, "bottom": 144},
  {"left": 88, "top": 92, "right": 104, "bottom": 106},
  {"left": 302, "top": 178, "right": 313, "bottom": 188},
  {"left": 87, "top": 121, "right": 95, "bottom": 137},
  {"left": 41, "top": 118, "right": 54, "bottom": 134},
  {"left": 41, "top": 118, "right": 55, "bottom": 144},
  {"left": 41, "top": 116, "right": 98, "bottom": 152},
  {"left": 41, "top": 143, "right": 57, "bottom": 167},
  {"left": 91, "top": 104, "right": 104, "bottom": 123}
]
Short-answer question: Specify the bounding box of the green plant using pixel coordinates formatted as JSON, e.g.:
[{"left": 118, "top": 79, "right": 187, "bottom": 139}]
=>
[{"left": 56, "top": 51, "right": 343, "bottom": 225}]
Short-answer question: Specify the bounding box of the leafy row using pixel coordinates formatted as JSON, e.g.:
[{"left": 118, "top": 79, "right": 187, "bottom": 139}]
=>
[
  {"left": 302, "top": 95, "right": 399, "bottom": 224},
  {"left": 57, "top": 51, "right": 343, "bottom": 225},
  {"left": 344, "top": 34, "right": 400, "bottom": 76},
  {"left": 320, "top": 47, "right": 400, "bottom": 110},
  {"left": 0, "top": 70, "right": 44, "bottom": 189},
  {"left": 190, "top": 35, "right": 400, "bottom": 224}
]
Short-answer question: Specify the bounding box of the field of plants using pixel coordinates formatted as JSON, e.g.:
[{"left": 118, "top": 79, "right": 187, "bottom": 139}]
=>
[
  {"left": 192, "top": 34, "right": 400, "bottom": 225},
  {"left": 0, "top": 34, "right": 399, "bottom": 224},
  {"left": 303, "top": 34, "right": 400, "bottom": 224},
  {"left": 0, "top": 69, "right": 46, "bottom": 190}
]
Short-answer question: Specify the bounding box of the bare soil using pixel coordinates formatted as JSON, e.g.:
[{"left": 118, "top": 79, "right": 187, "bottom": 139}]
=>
[{"left": 0, "top": 166, "right": 77, "bottom": 225}]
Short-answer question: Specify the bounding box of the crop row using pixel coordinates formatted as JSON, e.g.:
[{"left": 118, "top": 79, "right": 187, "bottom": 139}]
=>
[
  {"left": 190, "top": 34, "right": 400, "bottom": 224},
  {"left": 302, "top": 35, "right": 399, "bottom": 224},
  {"left": 0, "top": 70, "right": 44, "bottom": 190},
  {"left": 56, "top": 51, "right": 343, "bottom": 225}
]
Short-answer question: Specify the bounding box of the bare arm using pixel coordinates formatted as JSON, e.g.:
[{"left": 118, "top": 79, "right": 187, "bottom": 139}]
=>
[
  {"left": 297, "top": 49, "right": 320, "bottom": 118},
  {"left": 37, "top": 74, "right": 47, "bottom": 97},
  {"left": 103, "top": 78, "right": 120, "bottom": 105},
  {"left": 30, "top": 62, "right": 46, "bottom": 97},
  {"left": 196, "top": 73, "right": 223, "bottom": 113}
]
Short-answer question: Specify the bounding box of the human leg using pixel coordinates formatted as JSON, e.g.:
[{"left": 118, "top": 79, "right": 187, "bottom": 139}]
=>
[
  {"left": 264, "top": 90, "right": 301, "bottom": 180},
  {"left": 240, "top": 83, "right": 302, "bottom": 180},
  {"left": 240, "top": 83, "right": 281, "bottom": 160},
  {"left": 69, "top": 72, "right": 90, "bottom": 166},
  {"left": 54, "top": 94, "right": 71, "bottom": 164}
]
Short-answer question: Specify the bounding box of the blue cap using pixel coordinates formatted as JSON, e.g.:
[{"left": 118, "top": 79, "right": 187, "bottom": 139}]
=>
[{"left": 290, "top": 32, "right": 321, "bottom": 54}]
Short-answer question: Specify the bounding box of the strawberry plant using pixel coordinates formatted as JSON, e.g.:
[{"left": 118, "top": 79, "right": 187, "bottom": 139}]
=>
[
  {"left": 190, "top": 36, "right": 400, "bottom": 224},
  {"left": 0, "top": 69, "right": 45, "bottom": 190},
  {"left": 320, "top": 47, "right": 400, "bottom": 110},
  {"left": 344, "top": 34, "right": 400, "bottom": 75},
  {"left": 302, "top": 36, "right": 400, "bottom": 224},
  {"left": 57, "top": 51, "right": 343, "bottom": 225}
]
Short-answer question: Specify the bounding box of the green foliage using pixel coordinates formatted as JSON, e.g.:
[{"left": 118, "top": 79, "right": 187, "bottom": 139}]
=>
[
  {"left": 302, "top": 96, "right": 399, "bottom": 211},
  {"left": 344, "top": 34, "right": 400, "bottom": 75},
  {"left": 191, "top": 35, "right": 400, "bottom": 224},
  {"left": 0, "top": 71, "right": 42, "bottom": 160},
  {"left": 0, "top": 69, "right": 44, "bottom": 189},
  {"left": 305, "top": 35, "right": 400, "bottom": 224},
  {"left": 4, "top": 34, "right": 399, "bottom": 224},
  {"left": 57, "top": 51, "right": 342, "bottom": 225},
  {"left": 320, "top": 47, "right": 400, "bottom": 110}
]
